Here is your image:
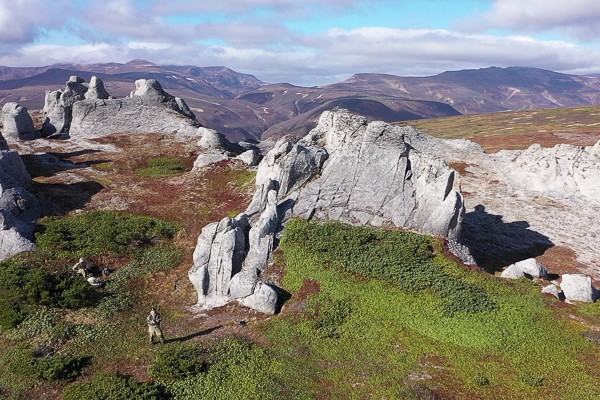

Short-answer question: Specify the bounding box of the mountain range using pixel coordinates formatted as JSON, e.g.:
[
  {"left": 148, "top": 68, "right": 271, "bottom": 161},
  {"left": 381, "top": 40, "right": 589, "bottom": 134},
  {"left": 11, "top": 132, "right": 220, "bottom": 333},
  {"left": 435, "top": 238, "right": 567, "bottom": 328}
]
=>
[{"left": 2, "top": 60, "right": 600, "bottom": 141}]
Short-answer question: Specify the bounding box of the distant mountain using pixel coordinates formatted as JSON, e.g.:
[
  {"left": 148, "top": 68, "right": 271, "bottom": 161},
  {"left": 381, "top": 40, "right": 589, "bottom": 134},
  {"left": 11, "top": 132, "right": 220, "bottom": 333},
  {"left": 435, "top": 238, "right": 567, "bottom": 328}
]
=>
[
  {"left": 332, "top": 67, "right": 600, "bottom": 114},
  {"left": 3, "top": 62, "right": 600, "bottom": 141}
]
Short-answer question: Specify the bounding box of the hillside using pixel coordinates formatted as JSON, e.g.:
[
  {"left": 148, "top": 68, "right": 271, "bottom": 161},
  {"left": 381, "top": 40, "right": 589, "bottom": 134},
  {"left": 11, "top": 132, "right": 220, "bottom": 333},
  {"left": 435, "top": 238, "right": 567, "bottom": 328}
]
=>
[
  {"left": 7, "top": 62, "right": 600, "bottom": 142},
  {"left": 333, "top": 67, "right": 600, "bottom": 114}
]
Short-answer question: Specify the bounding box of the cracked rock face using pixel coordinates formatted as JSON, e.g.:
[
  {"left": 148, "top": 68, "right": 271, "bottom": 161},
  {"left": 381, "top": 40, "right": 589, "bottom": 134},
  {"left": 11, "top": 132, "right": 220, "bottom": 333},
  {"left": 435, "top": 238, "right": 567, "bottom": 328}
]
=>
[
  {"left": 0, "top": 137, "right": 41, "bottom": 261},
  {"left": 275, "top": 110, "right": 465, "bottom": 239},
  {"left": 188, "top": 109, "right": 466, "bottom": 314}
]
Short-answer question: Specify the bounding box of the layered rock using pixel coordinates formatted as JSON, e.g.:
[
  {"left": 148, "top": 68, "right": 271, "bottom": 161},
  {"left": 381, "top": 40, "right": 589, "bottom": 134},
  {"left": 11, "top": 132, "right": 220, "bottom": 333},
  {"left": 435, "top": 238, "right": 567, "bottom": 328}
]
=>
[
  {"left": 1, "top": 103, "right": 38, "bottom": 141},
  {"left": 42, "top": 76, "right": 200, "bottom": 139},
  {"left": 0, "top": 134, "right": 41, "bottom": 260},
  {"left": 189, "top": 109, "right": 466, "bottom": 314}
]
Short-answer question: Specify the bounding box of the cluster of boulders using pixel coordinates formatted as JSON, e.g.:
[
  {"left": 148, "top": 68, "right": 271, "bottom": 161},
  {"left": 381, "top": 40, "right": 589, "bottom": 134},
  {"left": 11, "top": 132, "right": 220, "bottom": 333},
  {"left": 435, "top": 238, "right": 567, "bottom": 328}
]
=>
[
  {"left": 42, "top": 76, "right": 199, "bottom": 138},
  {"left": 188, "top": 109, "right": 468, "bottom": 314},
  {"left": 0, "top": 131, "right": 41, "bottom": 261},
  {"left": 500, "top": 258, "right": 598, "bottom": 303},
  {"left": 192, "top": 127, "right": 261, "bottom": 169}
]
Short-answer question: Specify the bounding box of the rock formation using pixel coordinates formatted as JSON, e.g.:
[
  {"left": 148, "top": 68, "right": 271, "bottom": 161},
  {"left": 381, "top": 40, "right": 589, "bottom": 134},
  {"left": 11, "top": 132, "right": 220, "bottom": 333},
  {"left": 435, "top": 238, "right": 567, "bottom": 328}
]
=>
[
  {"left": 0, "top": 133, "right": 41, "bottom": 261},
  {"left": 193, "top": 127, "right": 260, "bottom": 170},
  {"left": 1, "top": 102, "right": 39, "bottom": 141},
  {"left": 42, "top": 76, "right": 200, "bottom": 139},
  {"left": 189, "top": 109, "right": 466, "bottom": 314}
]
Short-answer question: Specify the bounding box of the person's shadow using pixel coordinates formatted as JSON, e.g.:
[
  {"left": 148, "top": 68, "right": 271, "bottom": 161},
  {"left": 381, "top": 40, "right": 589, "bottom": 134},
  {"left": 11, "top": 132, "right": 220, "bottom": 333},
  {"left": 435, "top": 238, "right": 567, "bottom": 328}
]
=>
[
  {"left": 461, "top": 204, "right": 554, "bottom": 274},
  {"left": 167, "top": 325, "right": 223, "bottom": 344}
]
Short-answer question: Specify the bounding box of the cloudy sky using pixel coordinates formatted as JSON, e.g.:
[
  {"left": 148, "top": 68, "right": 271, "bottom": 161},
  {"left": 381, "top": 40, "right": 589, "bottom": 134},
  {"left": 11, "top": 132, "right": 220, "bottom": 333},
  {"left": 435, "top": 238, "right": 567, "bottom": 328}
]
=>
[{"left": 1, "top": 0, "right": 600, "bottom": 85}]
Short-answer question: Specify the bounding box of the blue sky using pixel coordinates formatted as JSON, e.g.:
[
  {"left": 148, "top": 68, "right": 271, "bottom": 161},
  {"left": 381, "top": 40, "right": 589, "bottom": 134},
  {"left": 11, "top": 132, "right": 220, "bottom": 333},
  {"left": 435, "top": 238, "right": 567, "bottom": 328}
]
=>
[{"left": 2, "top": 0, "right": 600, "bottom": 85}]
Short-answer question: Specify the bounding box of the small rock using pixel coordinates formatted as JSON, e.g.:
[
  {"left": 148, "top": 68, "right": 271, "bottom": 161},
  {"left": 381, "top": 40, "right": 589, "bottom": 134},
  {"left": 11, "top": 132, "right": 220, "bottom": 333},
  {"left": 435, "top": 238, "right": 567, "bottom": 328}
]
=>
[
  {"left": 561, "top": 274, "right": 598, "bottom": 303},
  {"left": 239, "top": 282, "right": 278, "bottom": 315},
  {"left": 192, "top": 150, "right": 230, "bottom": 170},
  {"left": 500, "top": 258, "right": 548, "bottom": 280},
  {"left": 541, "top": 284, "right": 561, "bottom": 299},
  {"left": 235, "top": 149, "right": 261, "bottom": 166}
]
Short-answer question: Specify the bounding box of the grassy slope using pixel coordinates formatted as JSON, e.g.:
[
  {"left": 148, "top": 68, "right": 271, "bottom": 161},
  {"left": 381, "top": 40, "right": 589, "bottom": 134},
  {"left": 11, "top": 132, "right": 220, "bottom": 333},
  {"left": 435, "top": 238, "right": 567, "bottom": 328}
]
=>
[
  {"left": 267, "top": 219, "right": 600, "bottom": 399},
  {"left": 398, "top": 105, "right": 600, "bottom": 152}
]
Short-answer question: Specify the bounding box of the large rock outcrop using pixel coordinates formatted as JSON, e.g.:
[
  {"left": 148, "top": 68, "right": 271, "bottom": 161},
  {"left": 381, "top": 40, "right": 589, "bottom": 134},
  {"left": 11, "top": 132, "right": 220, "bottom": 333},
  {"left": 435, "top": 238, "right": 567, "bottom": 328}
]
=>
[
  {"left": 0, "top": 134, "right": 41, "bottom": 260},
  {"left": 189, "top": 110, "right": 466, "bottom": 314},
  {"left": 42, "top": 76, "right": 199, "bottom": 138},
  {"left": 1, "top": 103, "right": 38, "bottom": 141}
]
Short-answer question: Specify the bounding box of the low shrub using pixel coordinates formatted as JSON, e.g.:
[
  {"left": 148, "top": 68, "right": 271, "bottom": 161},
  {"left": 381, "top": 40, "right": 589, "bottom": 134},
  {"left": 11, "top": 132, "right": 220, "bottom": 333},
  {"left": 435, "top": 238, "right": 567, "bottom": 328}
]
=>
[
  {"left": 519, "top": 372, "right": 544, "bottom": 388},
  {"left": 150, "top": 344, "right": 210, "bottom": 380},
  {"left": 313, "top": 297, "right": 353, "bottom": 339},
  {"left": 35, "top": 211, "right": 179, "bottom": 259},
  {"left": 20, "top": 353, "right": 91, "bottom": 381},
  {"left": 472, "top": 374, "right": 490, "bottom": 386},
  {"left": 281, "top": 219, "right": 497, "bottom": 316},
  {"left": 63, "top": 373, "right": 170, "bottom": 400}
]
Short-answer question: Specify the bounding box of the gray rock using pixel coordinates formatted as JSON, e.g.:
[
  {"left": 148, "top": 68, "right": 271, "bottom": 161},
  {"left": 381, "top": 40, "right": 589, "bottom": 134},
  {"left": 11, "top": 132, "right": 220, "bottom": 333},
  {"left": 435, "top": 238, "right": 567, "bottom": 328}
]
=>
[
  {"left": 0, "top": 150, "right": 41, "bottom": 261},
  {"left": 561, "top": 274, "right": 598, "bottom": 303},
  {"left": 501, "top": 258, "right": 548, "bottom": 279},
  {"left": 1, "top": 103, "right": 38, "bottom": 141},
  {"left": 272, "top": 110, "right": 465, "bottom": 239},
  {"left": 188, "top": 216, "right": 247, "bottom": 309},
  {"left": 85, "top": 76, "right": 110, "bottom": 100},
  {"left": 41, "top": 89, "right": 68, "bottom": 135},
  {"left": 244, "top": 189, "right": 278, "bottom": 272},
  {"left": 130, "top": 79, "right": 196, "bottom": 120},
  {"left": 239, "top": 282, "right": 278, "bottom": 315},
  {"left": 228, "top": 269, "right": 258, "bottom": 299},
  {"left": 235, "top": 149, "right": 261, "bottom": 166},
  {"left": 68, "top": 75, "right": 84, "bottom": 83},
  {"left": 192, "top": 150, "right": 230, "bottom": 170},
  {"left": 541, "top": 284, "right": 562, "bottom": 299},
  {"left": 198, "top": 127, "right": 227, "bottom": 149}
]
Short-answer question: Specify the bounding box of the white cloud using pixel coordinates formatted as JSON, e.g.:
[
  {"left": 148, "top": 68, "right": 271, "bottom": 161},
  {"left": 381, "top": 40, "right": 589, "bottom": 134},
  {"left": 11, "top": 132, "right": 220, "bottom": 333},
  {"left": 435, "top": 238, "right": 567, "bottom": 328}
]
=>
[
  {"left": 3, "top": 28, "right": 600, "bottom": 86},
  {"left": 0, "top": 0, "right": 59, "bottom": 46},
  {"left": 463, "top": 0, "right": 600, "bottom": 40}
]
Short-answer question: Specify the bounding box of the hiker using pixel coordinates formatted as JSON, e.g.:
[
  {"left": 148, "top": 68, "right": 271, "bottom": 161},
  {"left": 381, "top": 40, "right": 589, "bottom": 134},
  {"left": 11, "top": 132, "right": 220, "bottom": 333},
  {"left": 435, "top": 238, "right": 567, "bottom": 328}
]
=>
[{"left": 147, "top": 307, "right": 165, "bottom": 345}]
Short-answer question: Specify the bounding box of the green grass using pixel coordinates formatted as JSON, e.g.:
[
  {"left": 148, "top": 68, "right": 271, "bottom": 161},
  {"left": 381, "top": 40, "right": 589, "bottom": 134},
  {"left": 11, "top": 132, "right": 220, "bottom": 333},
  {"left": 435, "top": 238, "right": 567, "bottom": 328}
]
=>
[
  {"left": 263, "top": 219, "right": 600, "bottom": 399},
  {"left": 136, "top": 157, "right": 185, "bottom": 177}
]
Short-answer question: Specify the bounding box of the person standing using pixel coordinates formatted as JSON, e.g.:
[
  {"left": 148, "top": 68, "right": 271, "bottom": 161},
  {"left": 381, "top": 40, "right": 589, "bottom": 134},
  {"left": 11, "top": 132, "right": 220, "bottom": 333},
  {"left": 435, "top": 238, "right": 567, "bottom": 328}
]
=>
[{"left": 147, "top": 307, "right": 166, "bottom": 345}]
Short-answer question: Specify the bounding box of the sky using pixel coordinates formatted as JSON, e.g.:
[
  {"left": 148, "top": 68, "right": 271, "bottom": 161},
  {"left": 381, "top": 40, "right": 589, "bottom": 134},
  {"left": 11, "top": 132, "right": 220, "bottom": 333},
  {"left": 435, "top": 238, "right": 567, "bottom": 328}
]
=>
[{"left": 2, "top": 0, "right": 600, "bottom": 86}]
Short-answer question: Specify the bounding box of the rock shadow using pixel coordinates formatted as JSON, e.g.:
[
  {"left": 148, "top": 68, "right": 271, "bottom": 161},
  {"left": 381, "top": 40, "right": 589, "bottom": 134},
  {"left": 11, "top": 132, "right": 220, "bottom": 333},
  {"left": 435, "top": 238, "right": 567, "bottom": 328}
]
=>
[
  {"left": 21, "top": 150, "right": 109, "bottom": 178},
  {"left": 32, "top": 180, "right": 104, "bottom": 216},
  {"left": 461, "top": 204, "right": 554, "bottom": 274},
  {"left": 168, "top": 325, "right": 223, "bottom": 343}
]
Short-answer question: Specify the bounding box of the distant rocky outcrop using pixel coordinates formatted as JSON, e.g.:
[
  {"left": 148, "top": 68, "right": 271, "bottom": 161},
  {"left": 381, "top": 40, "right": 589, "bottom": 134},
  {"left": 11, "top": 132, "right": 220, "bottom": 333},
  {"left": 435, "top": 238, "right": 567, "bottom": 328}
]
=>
[
  {"left": 1, "top": 102, "right": 39, "bottom": 141},
  {"left": 0, "top": 133, "right": 41, "bottom": 260},
  {"left": 42, "top": 76, "right": 200, "bottom": 138},
  {"left": 189, "top": 110, "right": 466, "bottom": 314}
]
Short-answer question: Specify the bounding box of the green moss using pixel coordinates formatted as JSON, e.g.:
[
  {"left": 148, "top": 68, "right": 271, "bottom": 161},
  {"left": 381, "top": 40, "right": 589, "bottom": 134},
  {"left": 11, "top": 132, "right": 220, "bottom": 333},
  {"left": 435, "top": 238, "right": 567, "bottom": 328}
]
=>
[{"left": 137, "top": 157, "right": 185, "bottom": 177}]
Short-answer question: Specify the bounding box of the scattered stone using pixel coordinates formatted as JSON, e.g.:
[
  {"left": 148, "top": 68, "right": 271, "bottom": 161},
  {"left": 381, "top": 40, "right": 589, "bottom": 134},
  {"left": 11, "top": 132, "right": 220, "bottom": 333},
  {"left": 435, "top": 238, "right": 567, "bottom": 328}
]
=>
[
  {"left": 501, "top": 258, "right": 548, "bottom": 280},
  {"left": 198, "top": 127, "right": 228, "bottom": 149},
  {"left": 1, "top": 102, "right": 39, "bottom": 140},
  {"left": 192, "top": 150, "right": 229, "bottom": 170},
  {"left": 235, "top": 149, "right": 261, "bottom": 166},
  {"left": 561, "top": 274, "right": 598, "bottom": 303},
  {"left": 541, "top": 284, "right": 562, "bottom": 299},
  {"left": 238, "top": 282, "right": 278, "bottom": 315}
]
